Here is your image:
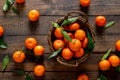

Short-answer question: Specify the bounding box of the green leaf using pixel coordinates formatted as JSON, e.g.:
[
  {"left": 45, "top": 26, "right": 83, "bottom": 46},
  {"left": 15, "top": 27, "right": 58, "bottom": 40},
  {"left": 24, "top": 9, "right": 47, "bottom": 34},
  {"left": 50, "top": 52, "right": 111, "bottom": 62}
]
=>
[
  {"left": 0, "top": 38, "right": 8, "bottom": 49},
  {"left": 8, "top": 0, "right": 15, "bottom": 5},
  {"left": 25, "top": 75, "right": 33, "bottom": 80},
  {"left": 14, "top": 70, "right": 25, "bottom": 75},
  {"left": 61, "top": 30, "right": 72, "bottom": 42},
  {"left": 1, "top": 55, "right": 10, "bottom": 71},
  {"left": 101, "top": 48, "right": 111, "bottom": 60},
  {"left": 85, "top": 31, "right": 95, "bottom": 53},
  {"left": 61, "top": 17, "right": 79, "bottom": 26},
  {"left": 53, "top": 22, "right": 60, "bottom": 28},
  {"left": 105, "top": 21, "right": 115, "bottom": 29},
  {"left": 97, "top": 74, "right": 107, "bottom": 80},
  {"left": 12, "top": 7, "right": 19, "bottom": 14},
  {"left": 48, "top": 48, "right": 62, "bottom": 59},
  {"left": 3, "top": 4, "right": 9, "bottom": 11},
  {"left": 115, "top": 65, "right": 120, "bottom": 72}
]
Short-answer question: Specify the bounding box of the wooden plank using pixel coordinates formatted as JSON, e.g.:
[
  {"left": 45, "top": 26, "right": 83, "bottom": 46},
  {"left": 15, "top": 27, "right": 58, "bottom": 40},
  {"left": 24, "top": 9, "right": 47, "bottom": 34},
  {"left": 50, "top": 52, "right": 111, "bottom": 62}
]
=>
[
  {"left": 0, "top": 71, "right": 99, "bottom": 80},
  {"left": 0, "top": 16, "right": 120, "bottom": 35},
  {"left": 0, "top": 53, "right": 103, "bottom": 71},
  {"left": 0, "top": 0, "right": 120, "bottom": 15}
]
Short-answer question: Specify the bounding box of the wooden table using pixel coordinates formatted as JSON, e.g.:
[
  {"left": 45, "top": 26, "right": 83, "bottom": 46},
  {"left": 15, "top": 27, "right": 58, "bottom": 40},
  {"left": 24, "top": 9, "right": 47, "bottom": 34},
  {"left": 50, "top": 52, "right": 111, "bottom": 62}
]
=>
[{"left": 0, "top": 0, "right": 120, "bottom": 80}]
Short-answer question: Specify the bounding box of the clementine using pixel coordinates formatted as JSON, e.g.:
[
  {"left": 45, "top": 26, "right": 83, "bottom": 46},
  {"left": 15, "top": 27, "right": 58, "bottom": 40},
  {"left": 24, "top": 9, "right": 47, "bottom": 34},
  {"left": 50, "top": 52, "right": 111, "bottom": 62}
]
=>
[
  {"left": 62, "top": 48, "right": 73, "bottom": 60},
  {"left": 80, "top": 0, "right": 90, "bottom": 7},
  {"left": 34, "top": 65, "right": 45, "bottom": 77},
  {"left": 34, "top": 45, "right": 45, "bottom": 56},
  {"left": 99, "top": 60, "right": 110, "bottom": 71},
  {"left": 74, "top": 48, "right": 84, "bottom": 58},
  {"left": 0, "top": 26, "right": 4, "bottom": 37},
  {"left": 12, "top": 51, "right": 25, "bottom": 63},
  {"left": 54, "top": 28, "right": 63, "bottom": 38},
  {"left": 115, "top": 40, "right": 120, "bottom": 51},
  {"left": 69, "top": 22, "right": 80, "bottom": 30},
  {"left": 82, "top": 37, "right": 88, "bottom": 48},
  {"left": 95, "top": 16, "right": 106, "bottom": 27},
  {"left": 75, "top": 29, "right": 86, "bottom": 41},
  {"left": 77, "top": 73, "right": 89, "bottom": 80},
  {"left": 25, "top": 37, "right": 37, "bottom": 50},
  {"left": 53, "top": 39, "right": 65, "bottom": 50},
  {"left": 16, "top": 0, "right": 24, "bottom": 4},
  {"left": 28, "top": 9, "right": 40, "bottom": 21}
]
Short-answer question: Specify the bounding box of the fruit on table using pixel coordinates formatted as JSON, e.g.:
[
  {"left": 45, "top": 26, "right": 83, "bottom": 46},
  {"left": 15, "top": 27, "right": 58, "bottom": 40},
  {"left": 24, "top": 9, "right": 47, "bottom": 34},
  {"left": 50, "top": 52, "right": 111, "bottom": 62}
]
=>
[
  {"left": 16, "top": 0, "right": 25, "bottom": 4},
  {"left": 77, "top": 73, "right": 89, "bottom": 80},
  {"left": 12, "top": 51, "right": 25, "bottom": 63},
  {"left": 0, "top": 26, "right": 4, "bottom": 37},
  {"left": 62, "top": 48, "right": 73, "bottom": 60},
  {"left": 108, "top": 55, "right": 120, "bottom": 67},
  {"left": 95, "top": 16, "right": 106, "bottom": 27},
  {"left": 115, "top": 40, "right": 120, "bottom": 51},
  {"left": 34, "top": 45, "right": 45, "bottom": 56},
  {"left": 80, "top": 0, "right": 90, "bottom": 7},
  {"left": 34, "top": 65, "right": 45, "bottom": 77},
  {"left": 99, "top": 59, "right": 110, "bottom": 71},
  {"left": 25, "top": 37, "right": 37, "bottom": 50},
  {"left": 28, "top": 9, "right": 40, "bottom": 21}
]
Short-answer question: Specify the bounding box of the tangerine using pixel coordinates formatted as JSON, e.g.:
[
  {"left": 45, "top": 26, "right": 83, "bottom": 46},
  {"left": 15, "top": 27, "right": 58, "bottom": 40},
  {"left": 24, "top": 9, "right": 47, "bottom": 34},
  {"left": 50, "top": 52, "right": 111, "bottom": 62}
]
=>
[
  {"left": 99, "top": 60, "right": 110, "bottom": 71},
  {"left": 95, "top": 16, "right": 106, "bottom": 27},
  {"left": 75, "top": 29, "right": 86, "bottom": 41},
  {"left": 74, "top": 48, "right": 84, "bottom": 58},
  {"left": 16, "top": 0, "right": 24, "bottom": 4},
  {"left": 115, "top": 40, "right": 120, "bottom": 51},
  {"left": 53, "top": 39, "right": 65, "bottom": 50},
  {"left": 82, "top": 37, "right": 88, "bottom": 48},
  {"left": 0, "top": 26, "right": 4, "bottom": 37},
  {"left": 69, "top": 22, "right": 80, "bottom": 30},
  {"left": 34, "top": 65, "right": 45, "bottom": 77},
  {"left": 62, "top": 48, "right": 73, "bottom": 60},
  {"left": 77, "top": 73, "right": 89, "bottom": 80},
  {"left": 80, "top": 0, "right": 90, "bottom": 7},
  {"left": 34, "top": 45, "right": 45, "bottom": 56},
  {"left": 54, "top": 28, "right": 63, "bottom": 38}
]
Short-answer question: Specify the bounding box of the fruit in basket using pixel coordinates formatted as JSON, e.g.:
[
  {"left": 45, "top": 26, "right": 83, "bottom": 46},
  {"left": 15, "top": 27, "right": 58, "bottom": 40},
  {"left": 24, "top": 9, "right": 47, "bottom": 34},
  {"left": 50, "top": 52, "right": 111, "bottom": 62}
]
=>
[
  {"left": 0, "top": 26, "right": 4, "bottom": 37},
  {"left": 95, "top": 16, "right": 106, "bottom": 27},
  {"left": 53, "top": 39, "right": 65, "bottom": 50},
  {"left": 80, "top": 0, "right": 90, "bottom": 7},
  {"left": 62, "top": 48, "right": 73, "bottom": 60},
  {"left": 74, "top": 48, "right": 84, "bottom": 58},
  {"left": 108, "top": 55, "right": 120, "bottom": 67},
  {"left": 16, "top": 0, "right": 25, "bottom": 4},
  {"left": 99, "top": 59, "right": 110, "bottom": 71},
  {"left": 54, "top": 28, "right": 63, "bottom": 38},
  {"left": 28, "top": 9, "right": 40, "bottom": 21},
  {"left": 12, "top": 51, "right": 25, "bottom": 63},
  {"left": 25, "top": 37, "right": 37, "bottom": 50},
  {"left": 75, "top": 29, "right": 86, "bottom": 41},
  {"left": 34, "top": 65, "right": 45, "bottom": 77},
  {"left": 69, "top": 39, "right": 81, "bottom": 52},
  {"left": 64, "top": 33, "right": 74, "bottom": 43},
  {"left": 82, "top": 37, "right": 88, "bottom": 48},
  {"left": 77, "top": 73, "right": 89, "bottom": 80},
  {"left": 34, "top": 45, "right": 45, "bottom": 56},
  {"left": 69, "top": 22, "right": 80, "bottom": 30},
  {"left": 115, "top": 40, "right": 120, "bottom": 51}
]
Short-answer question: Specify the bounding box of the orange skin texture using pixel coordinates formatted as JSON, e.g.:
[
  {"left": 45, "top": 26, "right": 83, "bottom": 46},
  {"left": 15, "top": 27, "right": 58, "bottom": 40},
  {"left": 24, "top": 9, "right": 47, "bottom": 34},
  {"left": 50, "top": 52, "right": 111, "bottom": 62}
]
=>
[
  {"left": 74, "top": 48, "right": 84, "bottom": 58},
  {"left": 28, "top": 10, "right": 40, "bottom": 21},
  {"left": 80, "top": 0, "right": 90, "bottom": 7},
  {"left": 0, "top": 26, "right": 4, "bottom": 37},
  {"left": 25, "top": 37, "right": 37, "bottom": 50},
  {"left": 75, "top": 29, "right": 86, "bottom": 41},
  {"left": 95, "top": 16, "right": 106, "bottom": 27},
  {"left": 12, "top": 51, "right": 25, "bottom": 63},
  {"left": 69, "top": 39, "right": 81, "bottom": 52},
  {"left": 99, "top": 60, "right": 110, "bottom": 71},
  {"left": 53, "top": 39, "right": 65, "bottom": 50},
  {"left": 34, "top": 45, "right": 45, "bottom": 56},
  {"left": 82, "top": 37, "right": 88, "bottom": 48},
  {"left": 16, "top": 0, "right": 24, "bottom": 4},
  {"left": 69, "top": 22, "right": 80, "bottom": 30},
  {"left": 62, "top": 48, "right": 73, "bottom": 60},
  {"left": 34, "top": 65, "right": 45, "bottom": 77},
  {"left": 115, "top": 40, "right": 120, "bottom": 51},
  {"left": 108, "top": 55, "right": 120, "bottom": 67},
  {"left": 77, "top": 74, "right": 89, "bottom": 80},
  {"left": 54, "top": 28, "right": 63, "bottom": 38}
]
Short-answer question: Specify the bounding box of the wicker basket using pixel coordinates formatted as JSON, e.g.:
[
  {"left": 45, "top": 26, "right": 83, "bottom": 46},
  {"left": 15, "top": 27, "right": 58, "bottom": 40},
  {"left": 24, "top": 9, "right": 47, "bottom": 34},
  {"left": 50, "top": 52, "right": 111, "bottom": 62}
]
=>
[{"left": 47, "top": 11, "right": 95, "bottom": 67}]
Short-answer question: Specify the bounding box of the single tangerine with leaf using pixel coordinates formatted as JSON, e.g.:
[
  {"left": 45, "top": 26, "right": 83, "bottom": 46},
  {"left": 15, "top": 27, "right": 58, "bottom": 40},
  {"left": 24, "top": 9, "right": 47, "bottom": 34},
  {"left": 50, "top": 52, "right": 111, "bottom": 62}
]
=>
[
  {"left": 95, "top": 16, "right": 106, "bottom": 27},
  {"left": 99, "top": 59, "right": 110, "bottom": 71}
]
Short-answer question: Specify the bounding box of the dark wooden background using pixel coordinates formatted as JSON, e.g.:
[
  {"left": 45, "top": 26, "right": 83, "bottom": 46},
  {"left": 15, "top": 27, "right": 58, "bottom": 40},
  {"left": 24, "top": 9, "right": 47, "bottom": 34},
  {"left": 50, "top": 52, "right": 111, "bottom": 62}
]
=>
[{"left": 0, "top": 0, "right": 120, "bottom": 80}]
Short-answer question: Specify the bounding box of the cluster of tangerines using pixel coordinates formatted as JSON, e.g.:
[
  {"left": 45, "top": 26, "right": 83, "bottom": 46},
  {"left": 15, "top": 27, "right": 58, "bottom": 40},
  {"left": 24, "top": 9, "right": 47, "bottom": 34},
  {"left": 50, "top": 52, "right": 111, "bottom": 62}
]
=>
[
  {"left": 52, "top": 22, "right": 88, "bottom": 60},
  {"left": 99, "top": 40, "right": 120, "bottom": 71},
  {"left": 12, "top": 37, "right": 45, "bottom": 77}
]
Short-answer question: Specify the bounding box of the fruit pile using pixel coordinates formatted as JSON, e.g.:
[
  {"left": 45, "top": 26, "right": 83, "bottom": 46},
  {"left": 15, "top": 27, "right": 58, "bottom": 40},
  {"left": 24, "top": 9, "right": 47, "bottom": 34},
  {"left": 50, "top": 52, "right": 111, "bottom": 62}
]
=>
[{"left": 48, "top": 13, "right": 95, "bottom": 66}]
